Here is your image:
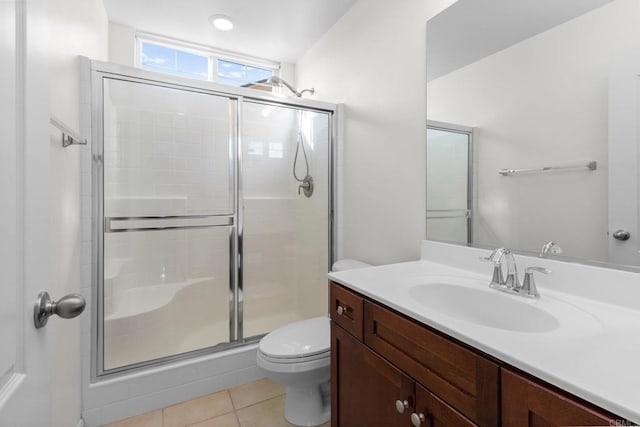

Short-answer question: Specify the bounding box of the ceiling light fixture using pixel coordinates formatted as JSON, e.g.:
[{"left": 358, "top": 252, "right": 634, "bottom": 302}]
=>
[{"left": 209, "top": 14, "right": 234, "bottom": 31}]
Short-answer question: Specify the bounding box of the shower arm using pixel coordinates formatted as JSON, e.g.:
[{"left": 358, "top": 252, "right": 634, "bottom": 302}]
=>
[{"left": 267, "top": 76, "right": 315, "bottom": 98}]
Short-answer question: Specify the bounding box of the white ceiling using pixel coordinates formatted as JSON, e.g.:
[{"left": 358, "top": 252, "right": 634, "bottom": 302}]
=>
[
  {"left": 427, "top": 0, "right": 615, "bottom": 81},
  {"left": 103, "top": 0, "right": 357, "bottom": 64}
]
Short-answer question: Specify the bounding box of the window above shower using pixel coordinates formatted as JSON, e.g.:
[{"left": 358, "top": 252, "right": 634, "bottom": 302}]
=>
[{"left": 136, "top": 33, "right": 278, "bottom": 90}]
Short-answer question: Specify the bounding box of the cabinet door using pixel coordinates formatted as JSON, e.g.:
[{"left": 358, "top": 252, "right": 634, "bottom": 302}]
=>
[
  {"left": 331, "top": 322, "right": 414, "bottom": 427},
  {"left": 414, "top": 384, "right": 477, "bottom": 427},
  {"left": 502, "top": 369, "right": 615, "bottom": 426},
  {"left": 364, "top": 301, "right": 499, "bottom": 426}
]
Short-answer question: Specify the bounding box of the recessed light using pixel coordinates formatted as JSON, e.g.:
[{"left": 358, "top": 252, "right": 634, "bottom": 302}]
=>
[{"left": 209, "top": 14, "right": 234, "bottom": 31}]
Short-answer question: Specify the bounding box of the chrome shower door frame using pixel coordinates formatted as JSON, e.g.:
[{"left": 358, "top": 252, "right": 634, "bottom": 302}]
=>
[
  {"left": 89, "top": 60, "right": 338, "bottom": 380},
  {"left": 426, "top": 120, "right": 475, "bottom": 245},
  {"left": 92, "top": 72, "right": 240, "bottom": 378}
]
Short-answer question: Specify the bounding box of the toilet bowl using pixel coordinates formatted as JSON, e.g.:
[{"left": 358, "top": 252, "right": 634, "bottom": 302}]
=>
[
  {"left": 257, "top": 259, "right": 372, "bottom": 426},
  {"left": 256, "top": 317, "right": 331, "bottom": 427}
]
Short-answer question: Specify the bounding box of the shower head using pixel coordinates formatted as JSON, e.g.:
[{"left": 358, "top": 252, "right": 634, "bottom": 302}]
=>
[{"left": 267, "top": 76, "right": 315, "bottom": 98}]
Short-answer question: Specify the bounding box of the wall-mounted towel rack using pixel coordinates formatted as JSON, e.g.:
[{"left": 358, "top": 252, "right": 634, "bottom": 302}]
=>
[
  {"left": 498, "top": 161, "right": 597, "bottom": 177},
  {"left": 50, "top": 115, "right": 87, "bottom": 147}
]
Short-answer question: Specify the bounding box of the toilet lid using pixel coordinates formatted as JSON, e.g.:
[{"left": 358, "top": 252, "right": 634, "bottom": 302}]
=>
[{"left": 259, "top": 317, "right": 330, "bottom": 359}]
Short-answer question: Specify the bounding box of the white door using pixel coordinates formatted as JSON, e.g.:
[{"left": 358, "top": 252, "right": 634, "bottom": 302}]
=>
[
  {"left": 608, "top": 54, "right": 640, "bottom": 266},
  {"left": 0, "top": 0, "right": 52, "bottom": 425}
]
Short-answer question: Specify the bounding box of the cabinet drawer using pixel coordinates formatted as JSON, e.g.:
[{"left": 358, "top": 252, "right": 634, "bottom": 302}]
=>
[
  {"left": 329, "top": 282, "right": 364, "bottom": 341},
  {"left": 364, "top": 301, "right": 499, "bottom": 426}
]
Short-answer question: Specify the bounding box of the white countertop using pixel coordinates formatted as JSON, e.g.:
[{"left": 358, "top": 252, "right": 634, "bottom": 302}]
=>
[{"left": 329, "top": 242, "right": 640, "bottom": 424}]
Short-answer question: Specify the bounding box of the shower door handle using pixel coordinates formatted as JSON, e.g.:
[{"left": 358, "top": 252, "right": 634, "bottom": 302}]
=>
[{"left": 33, "top": 291, "right": 86, "bottom": 329}]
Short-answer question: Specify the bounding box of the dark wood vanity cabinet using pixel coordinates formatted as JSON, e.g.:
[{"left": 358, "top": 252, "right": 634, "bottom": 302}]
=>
[
  {"left": 331, "top": 323, "right": 476, "bottom": 427},
  {"left": 330, "top": 281, "right": 619, "bottom": 427},
  {"left": 330, "top": 282, "right": 490, "bottom": 426}
]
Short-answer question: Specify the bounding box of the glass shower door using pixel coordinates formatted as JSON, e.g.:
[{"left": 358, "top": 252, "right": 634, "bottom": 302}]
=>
[
  {"left": 241, "top": 102, "right": 331, "bottom": 338},
  {"left": 100, "top": 78, "right": 236, "bottom": 371},
  {"left": 426, "top": 125, "right": 472, "bottom": 244}
]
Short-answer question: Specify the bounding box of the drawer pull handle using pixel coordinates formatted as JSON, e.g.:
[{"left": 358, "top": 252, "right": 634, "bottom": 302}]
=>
[
  {"left": 410, "top": 412, "right": 426, "bottom": 426},
  {"left": 395, "top": 399, "right": 410, "bottom": 414},
  {"left": 336, "top": 305, "right": 348, "bottom": 315}
]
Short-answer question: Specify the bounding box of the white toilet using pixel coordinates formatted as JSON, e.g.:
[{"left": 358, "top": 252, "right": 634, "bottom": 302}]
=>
[
  {"left": 256, "top": 259, "right": 371, "bottom": 427},
  {"left": 256, "top": 317, "right": 331, "bottom": 426}
]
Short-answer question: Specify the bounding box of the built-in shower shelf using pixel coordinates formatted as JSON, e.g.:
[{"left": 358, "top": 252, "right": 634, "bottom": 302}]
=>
[{"left": 105, "top": 276, "right": 214, "bottom": 321}]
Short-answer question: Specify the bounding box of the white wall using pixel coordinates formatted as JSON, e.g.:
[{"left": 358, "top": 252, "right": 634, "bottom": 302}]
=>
[
  {"left": 427, "top": 0, "right": 640, "bottom": 261},
  {"left": 48, "top": 0, "right": 108, "bottom": 425},
  {"left": 296, "top": 0, "right": 458, "bottom": 265},
  {"left": 109, "top": 22, "right": 136, "bottom": 66}
]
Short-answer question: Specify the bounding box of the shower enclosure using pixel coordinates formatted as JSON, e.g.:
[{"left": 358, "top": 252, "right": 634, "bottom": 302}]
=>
[
  {"left": 91, "top": 64, "right": 335, "bottom": 376},
  {"left": 426, "top": 121, "right": 474, "bottom": 244}
]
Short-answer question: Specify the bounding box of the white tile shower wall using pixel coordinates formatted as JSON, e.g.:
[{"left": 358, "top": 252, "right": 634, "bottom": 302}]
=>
[{"left": 104, "top": 105, "right": 230, "bottom": 217}]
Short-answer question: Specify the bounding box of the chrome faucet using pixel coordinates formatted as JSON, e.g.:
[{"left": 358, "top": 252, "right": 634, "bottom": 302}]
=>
[
  {"left": 482, "top": 247, "right": 505, "bottom": 287},
  {"left": 539, "top": 241, "right": 562, "bottom": 258},
  {"left": 502, "top": 249, "right": 520, "bottom": 289},
  {"left": 482, "top": 248, "right": 519, "bottom": 289},
  {"left": 481, "top": 248, "right": 550, "bottom": 298}
]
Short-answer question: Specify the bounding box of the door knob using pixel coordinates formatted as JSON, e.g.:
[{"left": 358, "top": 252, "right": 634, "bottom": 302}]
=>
[
  {"left": 613, "top": 229, "right": 631, "bottom": 241},
  {"left": 34, "top": 291, "right": 86, "bottom": 329}
]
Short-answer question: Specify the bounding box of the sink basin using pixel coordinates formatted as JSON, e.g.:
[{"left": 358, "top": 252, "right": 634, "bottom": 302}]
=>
[{"left": 409, "top": 283, "right": 560, "bottom": 333}]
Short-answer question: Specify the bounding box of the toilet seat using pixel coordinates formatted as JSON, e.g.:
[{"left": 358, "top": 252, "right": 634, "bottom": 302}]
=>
[
  {"left": 258, "top": 316, "right": 330, "bottom": 361},
  {"left": 258, "top": 348, "right": 329, "bottom": 364}
]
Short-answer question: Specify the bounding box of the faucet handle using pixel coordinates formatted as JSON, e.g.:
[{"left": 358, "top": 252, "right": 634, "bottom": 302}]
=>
[
  {"left": 539, "top": 242, "right": 563, "bottom": 258},
  {"left": 525, "top": 267, "right": 551, "bottom": 275},
  {"left": 521, "top": 267, "right": 551, "bottom": 298},
  {"left": 481, "top": 249, "right": 505, "bottom": 287},
  {"left": 481, "top": 248, "right": 506, "bottom": 263}
]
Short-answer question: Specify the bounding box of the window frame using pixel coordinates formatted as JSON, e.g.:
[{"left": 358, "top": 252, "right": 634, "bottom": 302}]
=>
[{"left": 135, "top": 32, "right": 280, "bottom": 88}]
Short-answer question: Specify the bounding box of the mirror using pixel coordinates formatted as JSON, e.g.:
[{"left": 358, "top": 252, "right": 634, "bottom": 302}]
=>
[{"left": 426, "top": 0, "right": 640, "bottom": 267}]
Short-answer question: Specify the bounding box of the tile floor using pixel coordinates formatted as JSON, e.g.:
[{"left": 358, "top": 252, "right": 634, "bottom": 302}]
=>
[{"left": 105, "top": 378, "right": 331, "bottom": 427}]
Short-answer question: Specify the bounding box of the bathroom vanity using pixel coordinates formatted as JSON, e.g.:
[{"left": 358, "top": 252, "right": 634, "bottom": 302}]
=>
[
  {"left": 328, "top": 241, "right": 640, "bottom": 426},
  {"left": 330, "top": 282, "right": 613, "bottom": 426}
]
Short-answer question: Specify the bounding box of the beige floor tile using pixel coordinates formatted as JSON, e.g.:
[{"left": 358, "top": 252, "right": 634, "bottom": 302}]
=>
[
  {"left": 229, "top": 378, "right": 286, "bottom": 410},
  {"left": 164, "top": 390, "right": 234, "bottom": 427},
  {"left": 105, "top": 409, "right": 163, "bottom": 427},
  {"left": 189, "top": 412, "right": 240, "bottom": 427},
  {"left": 236, "top": 395, "right": 293, "bottom": 427}
]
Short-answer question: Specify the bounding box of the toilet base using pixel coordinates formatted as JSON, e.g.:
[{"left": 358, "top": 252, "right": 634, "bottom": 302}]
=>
[{"left": 283, "top": 382, "right": 330, "bottom": 427}]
